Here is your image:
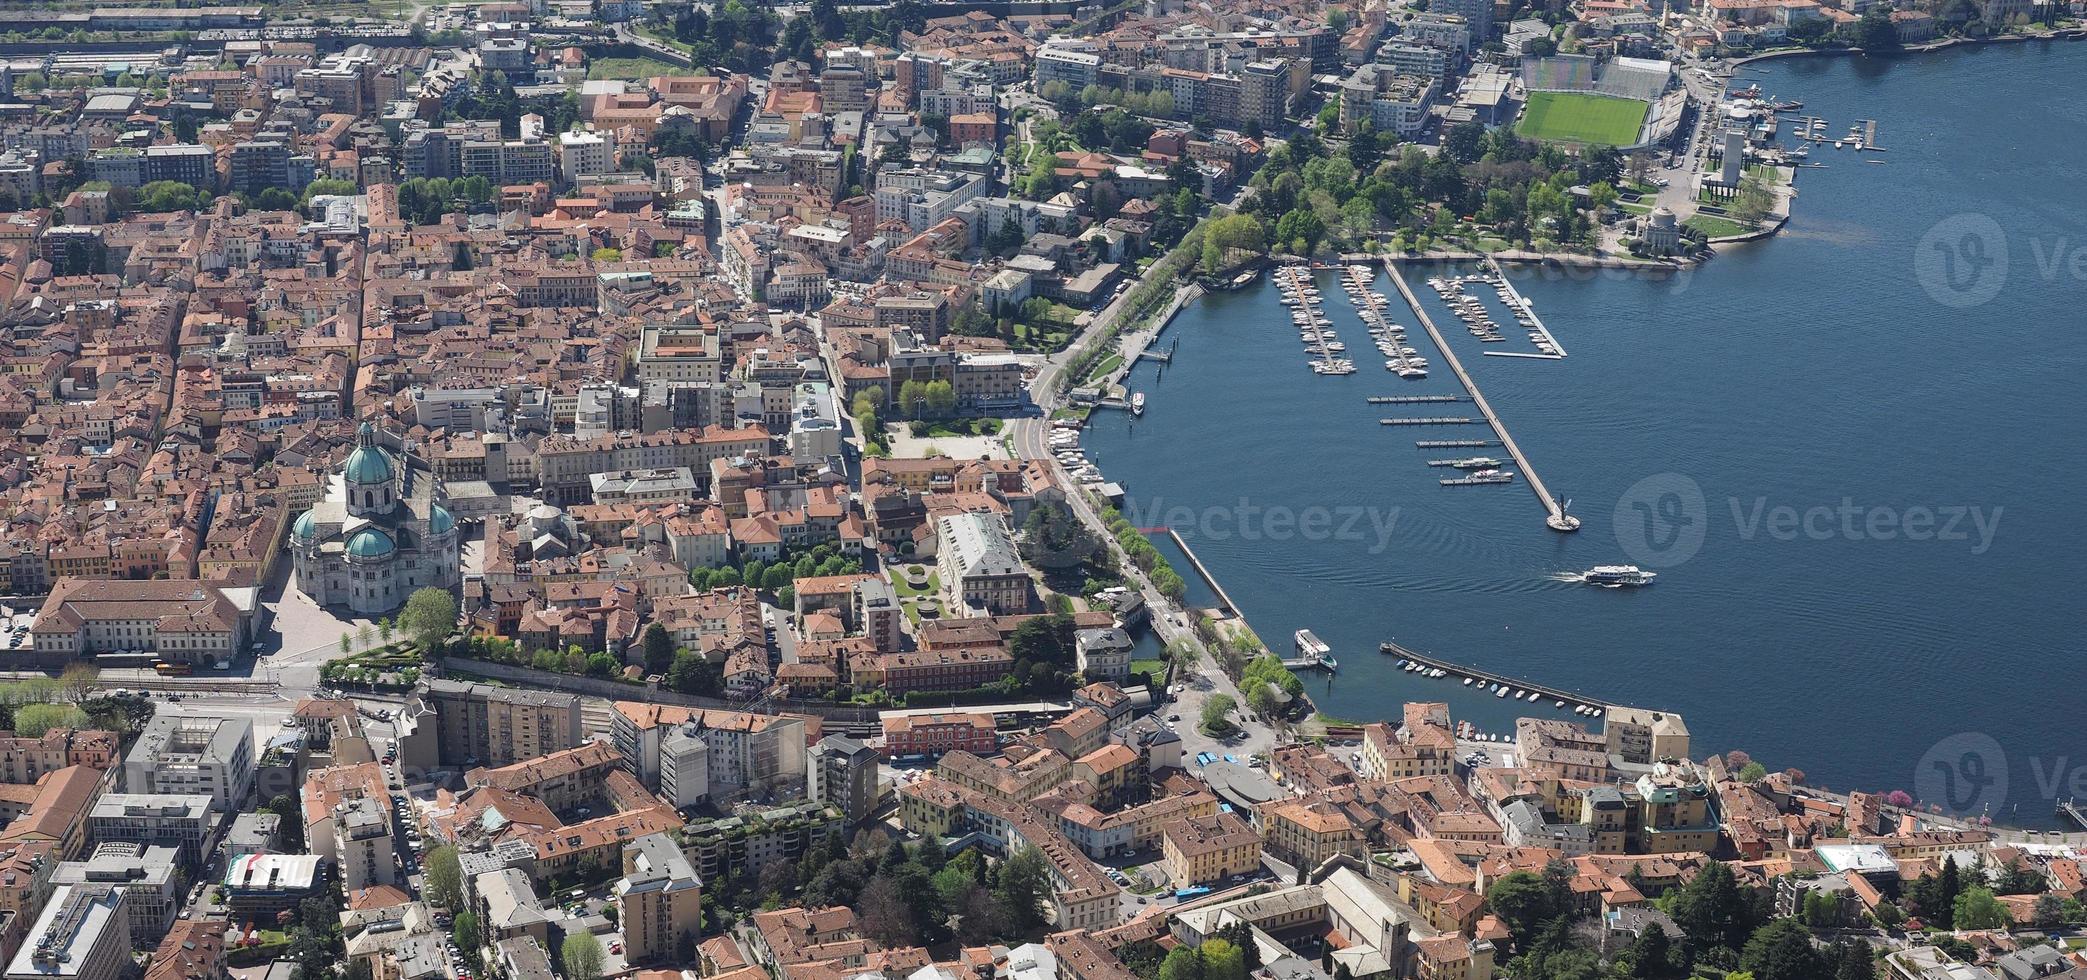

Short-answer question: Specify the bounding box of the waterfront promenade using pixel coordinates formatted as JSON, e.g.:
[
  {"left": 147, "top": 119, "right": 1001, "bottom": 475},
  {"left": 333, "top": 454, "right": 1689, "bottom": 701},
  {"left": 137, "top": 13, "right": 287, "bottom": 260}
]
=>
[
  {"left": 1012, "top": 279, "right": 1279, "bottom": 768},
  {"left": 1384, "top": 260, "right": 1579, "bottom": 532}
]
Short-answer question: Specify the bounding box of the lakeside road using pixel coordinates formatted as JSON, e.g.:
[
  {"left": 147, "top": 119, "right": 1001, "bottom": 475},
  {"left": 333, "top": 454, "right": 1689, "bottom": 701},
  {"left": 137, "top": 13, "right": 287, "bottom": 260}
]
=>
[{"left": 1013, "top": 281, "right": 1279, "bottom": 764}]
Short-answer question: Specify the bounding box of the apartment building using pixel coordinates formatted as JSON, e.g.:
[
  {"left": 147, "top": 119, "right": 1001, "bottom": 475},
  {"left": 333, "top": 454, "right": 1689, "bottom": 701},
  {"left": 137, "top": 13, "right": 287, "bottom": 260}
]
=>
[
  {"left": 611, "top": 703, "right": 811, "bottom": 803},
  {"left": 335, "top": 797, "right": 398, "bottom": 891},
  {"left": 0, "top": 732, "right": 117, "bottom": 787},
  {"left": 1161, "top": 812, "right": 1262, "bottom": 887},
  {"left": 806, "top": 736, "right": 879, "bottom": 825},
  {"left": 50, "top": 844, "right": 179, "bottom": 940},
  {"left": 1359, "top": 705, "right": 1456, "bottom": 780},
  {"left": 1258, "top": 799, "right": 1365, "bottom": 870},
  {"left": 420, "top": 680, "right": 583, "bottom": 769},
  {"left": 1601, "top": 708, "right": 1690, "bottom": 766},
  {"left": 616, "top": 834, "right": 702, "bottom": 964},
  {"left": 466, "top": 742, "right": 623, "bottom": 813}
]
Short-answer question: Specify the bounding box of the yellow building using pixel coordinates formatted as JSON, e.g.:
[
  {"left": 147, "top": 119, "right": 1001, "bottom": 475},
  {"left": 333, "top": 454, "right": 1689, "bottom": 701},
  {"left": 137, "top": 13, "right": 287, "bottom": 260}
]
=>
[
  {"left": 898, "top": 776, "right": 967, "bottom": 838},
  {"left": 1359, "top": 705, "right": 1456, "bottom": 780},
  {"left": 1578, "top": 763, "right": 1718, "bottom": 855},
  {"left": 1631, "top": 765, "right": 1718, "bottom": 854},
  {"left": 1257, "top": 799, "right": 1362, "bottom": 871},
  {"left": 1161, "top": 812, "right": 1261, "bottom": 887}
]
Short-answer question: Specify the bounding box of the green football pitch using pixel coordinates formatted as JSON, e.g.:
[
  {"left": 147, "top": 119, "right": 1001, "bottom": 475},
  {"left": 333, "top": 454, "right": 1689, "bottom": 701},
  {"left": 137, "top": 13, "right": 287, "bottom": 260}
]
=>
[{"left": 1516, "top": 91, "right": 1650, "bottom": 146}]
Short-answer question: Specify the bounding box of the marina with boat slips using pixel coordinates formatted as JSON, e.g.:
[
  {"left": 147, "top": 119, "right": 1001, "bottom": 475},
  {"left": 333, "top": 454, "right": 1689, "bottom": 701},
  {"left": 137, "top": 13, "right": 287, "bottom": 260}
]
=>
[{"left": 1384, "top": 261, "right": 1581, "bottom": 531}]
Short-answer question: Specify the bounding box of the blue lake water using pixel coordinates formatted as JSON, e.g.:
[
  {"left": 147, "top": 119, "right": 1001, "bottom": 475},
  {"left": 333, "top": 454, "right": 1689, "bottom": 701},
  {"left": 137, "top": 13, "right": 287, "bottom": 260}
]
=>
[{"left": 1088, "top": 40, "right": 2087, "bottom": 825}]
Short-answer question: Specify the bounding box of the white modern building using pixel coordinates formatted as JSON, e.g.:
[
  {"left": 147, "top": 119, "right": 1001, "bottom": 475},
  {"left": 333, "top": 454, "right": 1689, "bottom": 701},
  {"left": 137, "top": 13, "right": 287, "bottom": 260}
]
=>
[
  {"left": 5, "top": 884, "right": 129, "bottom": 980},
  {"left": 122, "top": 716, "right": 253, "bottom": 812}
]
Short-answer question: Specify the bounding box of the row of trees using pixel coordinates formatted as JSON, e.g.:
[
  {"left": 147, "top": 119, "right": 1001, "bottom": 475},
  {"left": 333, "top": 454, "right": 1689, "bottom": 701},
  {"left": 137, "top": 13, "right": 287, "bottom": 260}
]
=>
[
  {"left": 687, "top": 544, "right": 865, "bottom": 596},
  {"left": 0, "top": 665, "right": 153, "bottom": 736},
  {"left": 1198, "top": 212, "right": 1267, "bottom": 275},
  {"left": 1038, "top": 80, "right": 1178, "bottom": 122},
  {"left": 893, "top": 379, "right": 958, "bottom": 419},
  {"left": 1068, "top": 107, "right": 1158, "bottom": 155},
  {"left": 853, "top": 387, "right": 891, "bottom": 456},
  {"left": 1099, "top": 507, "right": 1187, "bottom": 601}
]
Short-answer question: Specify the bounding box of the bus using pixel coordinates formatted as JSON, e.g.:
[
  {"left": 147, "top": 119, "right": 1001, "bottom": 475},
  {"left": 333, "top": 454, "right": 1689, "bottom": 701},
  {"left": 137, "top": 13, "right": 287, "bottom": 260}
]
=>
[{"left": 153, "top": 661, "right": 192, "bottom": 676}]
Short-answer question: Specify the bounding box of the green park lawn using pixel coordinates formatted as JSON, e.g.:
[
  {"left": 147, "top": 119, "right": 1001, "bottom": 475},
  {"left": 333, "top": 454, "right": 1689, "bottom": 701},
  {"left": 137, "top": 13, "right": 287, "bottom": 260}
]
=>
[
  {"left": 1685, "top": 213, "right": 1751, "bottom": 238},
  {"left": 588, "top": 57, "right": 684, "bottom": 81},
  {"left": 1516, "top": 92, "right": 1650, "bottom": 147}
]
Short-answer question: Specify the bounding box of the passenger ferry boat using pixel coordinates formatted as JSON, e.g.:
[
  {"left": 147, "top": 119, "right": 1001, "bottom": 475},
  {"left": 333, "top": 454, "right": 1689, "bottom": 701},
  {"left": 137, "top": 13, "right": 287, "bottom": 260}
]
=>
[
  {"left": 1583, "top": 565, "right": 1656, "bottom": 587},
  {"left": 1293, "top": 629, "right": 1338, "bottom": 670}
]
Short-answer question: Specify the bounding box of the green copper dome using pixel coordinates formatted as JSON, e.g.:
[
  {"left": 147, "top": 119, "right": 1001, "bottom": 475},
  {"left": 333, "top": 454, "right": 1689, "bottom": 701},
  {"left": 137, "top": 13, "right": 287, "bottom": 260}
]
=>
[
  {"left": 344, "top": 444, "right": 394, "bottom": 485},
  {"left": 293, "top": 510, "right": 318, "bottom": 541},
  {"left": 430, "top": 505, "right": 456, "bottom": 535},
  {"left": 345, "top": 527, "right": 396, "bottom": 559},
  {"left": 344, "top": 421, "right": 394, "bottom": 485}
]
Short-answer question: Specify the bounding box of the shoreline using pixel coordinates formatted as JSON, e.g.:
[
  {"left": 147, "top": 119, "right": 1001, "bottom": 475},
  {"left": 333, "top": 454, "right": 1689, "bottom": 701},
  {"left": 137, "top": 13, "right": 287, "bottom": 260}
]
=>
[{"left": 1731, "top": 25, "right": 2086, "bottom": 66}]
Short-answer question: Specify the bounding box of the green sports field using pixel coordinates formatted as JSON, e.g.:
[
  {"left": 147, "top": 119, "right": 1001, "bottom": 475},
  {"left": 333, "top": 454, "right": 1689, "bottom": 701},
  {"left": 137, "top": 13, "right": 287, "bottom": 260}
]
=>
[{"left": 1515, "top": 92, "right": 1650, "bottom": 146}]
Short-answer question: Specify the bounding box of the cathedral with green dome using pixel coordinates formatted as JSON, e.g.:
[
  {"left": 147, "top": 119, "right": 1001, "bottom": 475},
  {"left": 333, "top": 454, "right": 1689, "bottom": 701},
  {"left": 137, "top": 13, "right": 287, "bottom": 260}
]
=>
[{"left": 290, "top": 422, "right": 462, "bottom": 615}]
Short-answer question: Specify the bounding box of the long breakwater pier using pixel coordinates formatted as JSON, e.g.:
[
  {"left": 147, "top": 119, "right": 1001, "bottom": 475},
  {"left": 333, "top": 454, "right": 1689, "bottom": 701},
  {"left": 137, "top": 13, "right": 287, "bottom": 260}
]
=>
[
  {"left": 1380, "top": 639, "right": 1622, "bottom": 715},
  {"left": 1385, "top": 260, "right": 1580, "bottom": 532},
  {"left": 1163, "top": 527, "right": 1244, "bottom": 621}
]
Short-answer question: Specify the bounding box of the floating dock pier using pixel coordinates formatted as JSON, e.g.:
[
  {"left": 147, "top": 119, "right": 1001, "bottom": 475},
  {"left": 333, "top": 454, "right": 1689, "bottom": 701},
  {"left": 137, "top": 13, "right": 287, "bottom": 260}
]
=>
[
  {"left": 1387, "top": 261, "right": 1580, "bottom": 531},
  {"left": 1441, "top": 474, "right": 1514, "bottom": 486},
  {"left": 1380, "top": 417, "right": 1475, "bottom": 425},
  {"left": 1416, "top": 439, "right": 1498, "bottom": 448},
  {"left": 1367, "top": 395, "right": 1466, "bottom": 404},
  {"left": 1484, "top": 257, "right": 1567, "bottom": 357}
]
